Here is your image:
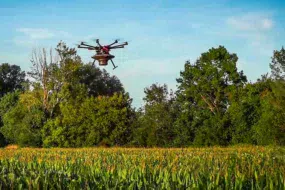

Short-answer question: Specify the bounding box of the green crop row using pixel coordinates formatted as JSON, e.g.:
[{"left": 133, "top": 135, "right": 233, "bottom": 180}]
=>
[{"left": 0, "top": 146, "right": 284, "bottom": 189}]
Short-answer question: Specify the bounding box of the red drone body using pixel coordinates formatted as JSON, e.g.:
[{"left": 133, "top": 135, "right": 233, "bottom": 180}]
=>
[
  {"left": 77, "top": 39, "right": 128, "bottom": 69},
  {"left": 102, "top": 46, "right": 110, "bottom": 54}
]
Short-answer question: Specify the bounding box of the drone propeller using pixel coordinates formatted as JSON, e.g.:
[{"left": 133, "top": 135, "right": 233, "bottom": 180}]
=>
[
  {"left": 116, "top": 38, "right": 131, "bottom": 44},
  {"left": 90, "top": 38, "right": 128, "bottom": 47},
  {"left": 114, "top": 38, "right": 128, "bottom": 43},
  {"left": 109, "top": 42, "right": 128, "bottom": 49},
  {"left": 77, "top": 42, "right": 99, "bottom": 51},
  {"left": 74, "top": 43, "right": 81, "bottom": 48},
  {"left": 94, "top": 39, "right": 103, "bottom": 48}
]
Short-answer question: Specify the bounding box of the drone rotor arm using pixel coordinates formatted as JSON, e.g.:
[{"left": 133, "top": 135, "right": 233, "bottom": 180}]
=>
[
  {"left": 109, "top": 46, "right": 125, "bottom": 50},
  {"left": 108, "top": 40, "right": 119, "bottom": 47},
  {"left": 109, "top": 42, "right": 128, "bottom": 48},
  {"left": 80, "top": 42, "right": 97, "bottom": 48},
  {"left": 120, "top": 42, "right": 128, "bottom": 46},
  {"left": 78, "top": 45, "right": 90, "bottom": 49},
  {"left": 78, "top": 46, "right": 97, "bottom": 51}
]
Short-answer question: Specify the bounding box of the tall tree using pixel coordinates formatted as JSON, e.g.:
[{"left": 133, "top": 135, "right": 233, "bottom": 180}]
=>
[
  {"left": 0, "top": 63, "right": 26, "bottom": 97},
  {"left": 29, "top": 48, "right": 58, "bottom": 115},
  {"left": 175, "top": 46, "right": 247, "bottom": 146},
  {"left": 251, "top": 48, "right": 285, "bottom": 145},
  {"left": 0, "top": 86, "right": 45, "bottom": 147},
  {"left": 228, "top": 78, "right": 270, "bottom": 144},
  {"left": 133, "top": 84, "right": 176, "bottom": 147},
  {"left": 0, "top": 63, "right": 25, "bottom": 146},
  {"left": 28, "top": 42, "right": 83, "bottom": 117},
  {"left": 270, "top": 47, "right": 285, "bottom": 80},
  {"left": 0, "top": 41, "right": 132, "bottom": 147},
  {"left": 78, "top": 64, "right": 124, "bottom": 97}
]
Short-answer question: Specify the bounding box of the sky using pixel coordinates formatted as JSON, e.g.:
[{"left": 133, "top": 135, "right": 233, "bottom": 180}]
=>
[{"left": 0, "top": 0, "right": 284, "bottom": 108}]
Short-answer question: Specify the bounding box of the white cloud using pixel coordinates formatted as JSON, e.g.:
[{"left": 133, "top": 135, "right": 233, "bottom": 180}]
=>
[
  {"left": 227, "top": 14, "right": 273, "bottom": 31},
  {"left": 261, "top": 18, "right": 273, "bottom": 30},
  {"left": 14, "top": 28, "right": 72, "bottom": 47},
  {"left": 223, "top": 13, "right": 275, "bottom": 58},
  {"left": 58, "top": 31, "right": 72, "bottom": 38},
  {"left": 17, "top": 28, "right": 55, "bottom": 40},
  {"left": 13, "top": 37, "right": 37, "bottom": 46}
]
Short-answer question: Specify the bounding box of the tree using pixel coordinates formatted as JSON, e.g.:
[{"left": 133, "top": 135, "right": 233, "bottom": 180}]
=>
[
  {"left": 78, "top": 64, "right": 124, "bottom": 97},
  {"left": 0, "top": 89, "right": 45, "bottom": 147},
  {"left": 174, "top": 46, "right": 247, "bottom": 146},
  {"left": 133, "top": 84, "right": 176, "bottom": 147},
  {"left": 251, "top": 48, "right": 285, "bottom": 145},
  {"left": 270, "top": 47, "right": 285, "bottom": 80},
  {"left": 0, "top": 63, "right": 26, "bottom": 97},
  {"left": 248, "top": 49, "right": 285, "bottom": 145},
  {"left": 0, "top": 91, "right": 20, "bottom": 146},
  {"left": 0, "top": 41, "right": 132, "bottom": 147},
  {"left": 29, "top": 41, "right": 132, "bottom": 147},
  {"left": 0, "top": 91, "right": 20, "bottom": 125},
  {"left": 1, "top": 42, "right": 85, "bottom": 146},
  {"left": 42, "top": 92, "right": 134, "bottom": 147},
  {"left": 28, "top": 42, "right": 124, "bottom": 119},
  {"left": 0, "top": 63, "right": 26, "bottom": 146},
  {"left": 227, "top": 79, "right": 270, "bottom": 144},
  {"left": 28, "top": 42, "right": 82, "bottom": 118}
]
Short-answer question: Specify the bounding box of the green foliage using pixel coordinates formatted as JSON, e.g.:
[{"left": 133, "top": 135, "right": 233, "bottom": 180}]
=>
[
  {"left": 0, "top": 91, "right": 20, "bottom": 146},
  {"left": 0, "top": 102, "right": 45, "bottom": 147},
  {"left": 253, "top": 79, "right": 285, "bottom": 145},
  {"left": 0, "top": 86, "right": 45, "bottom": 147},
  {"left": 228, "top": 82, "right": 264, "bottom": 144},
  {"left": 270, "top": 47, "right": 285, "bottom": 79},
  {"left": 1, "top": 42, "right": 285, "bottom": 147},
  {"left": 42, "top": 92, "right": 134, "bottom": 147},
  {"left": 174, "top": 46, "right": 247, "bottom": 146},
  {"left": 133, "top": 84, "right": 176, "bottom": 147},
  {"left": 0, "top": 91, "right": 20, "bottom": 123},
  {"left": 0, "top": 63, "right": 26, "bottom": 98},
  {"left": 0, "top": 42, "right": 133, "bottom": 147},
  {"left": 79, "top": 64, "right": 124, "bottom": 97}
]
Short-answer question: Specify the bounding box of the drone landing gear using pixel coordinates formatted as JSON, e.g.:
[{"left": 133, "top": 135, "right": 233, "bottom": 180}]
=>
[
  {"left": 92, "top": 59, "right": 96, "bottom": 66},
  {"left": 110, "top": 59, "right": 118, "bottom": 70}
]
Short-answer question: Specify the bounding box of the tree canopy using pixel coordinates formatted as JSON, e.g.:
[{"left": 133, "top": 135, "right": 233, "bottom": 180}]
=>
[
  {"left": 0, "top": 63, "right": 26, "bottom": 97},
  {"left": 0, "top": 43, "right": 284, "bottom": 147}
]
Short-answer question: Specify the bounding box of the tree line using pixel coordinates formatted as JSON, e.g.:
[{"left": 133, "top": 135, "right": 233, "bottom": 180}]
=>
[{"left": 0, "top": 42, "right": 284, "bottom": 147}]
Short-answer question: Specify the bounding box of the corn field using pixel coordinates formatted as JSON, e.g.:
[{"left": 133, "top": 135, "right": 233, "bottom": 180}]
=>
[{"left": 0, "top": 146, "right": 284, "bottom": 189}]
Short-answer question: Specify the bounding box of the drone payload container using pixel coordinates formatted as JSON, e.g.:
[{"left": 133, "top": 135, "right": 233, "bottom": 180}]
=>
[{"left": 92, "top": 54, "right": 115, "bottom": 66}]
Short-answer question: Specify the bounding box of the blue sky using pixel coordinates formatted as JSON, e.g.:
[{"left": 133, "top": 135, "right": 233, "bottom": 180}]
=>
[{"left": 0, "top": 0, "right": 284, "bottom": 107}]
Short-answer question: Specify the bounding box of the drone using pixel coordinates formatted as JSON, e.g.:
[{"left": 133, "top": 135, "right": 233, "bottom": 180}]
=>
[{"left": 77, "top": 39, "right": 128, "bottom": 69}]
